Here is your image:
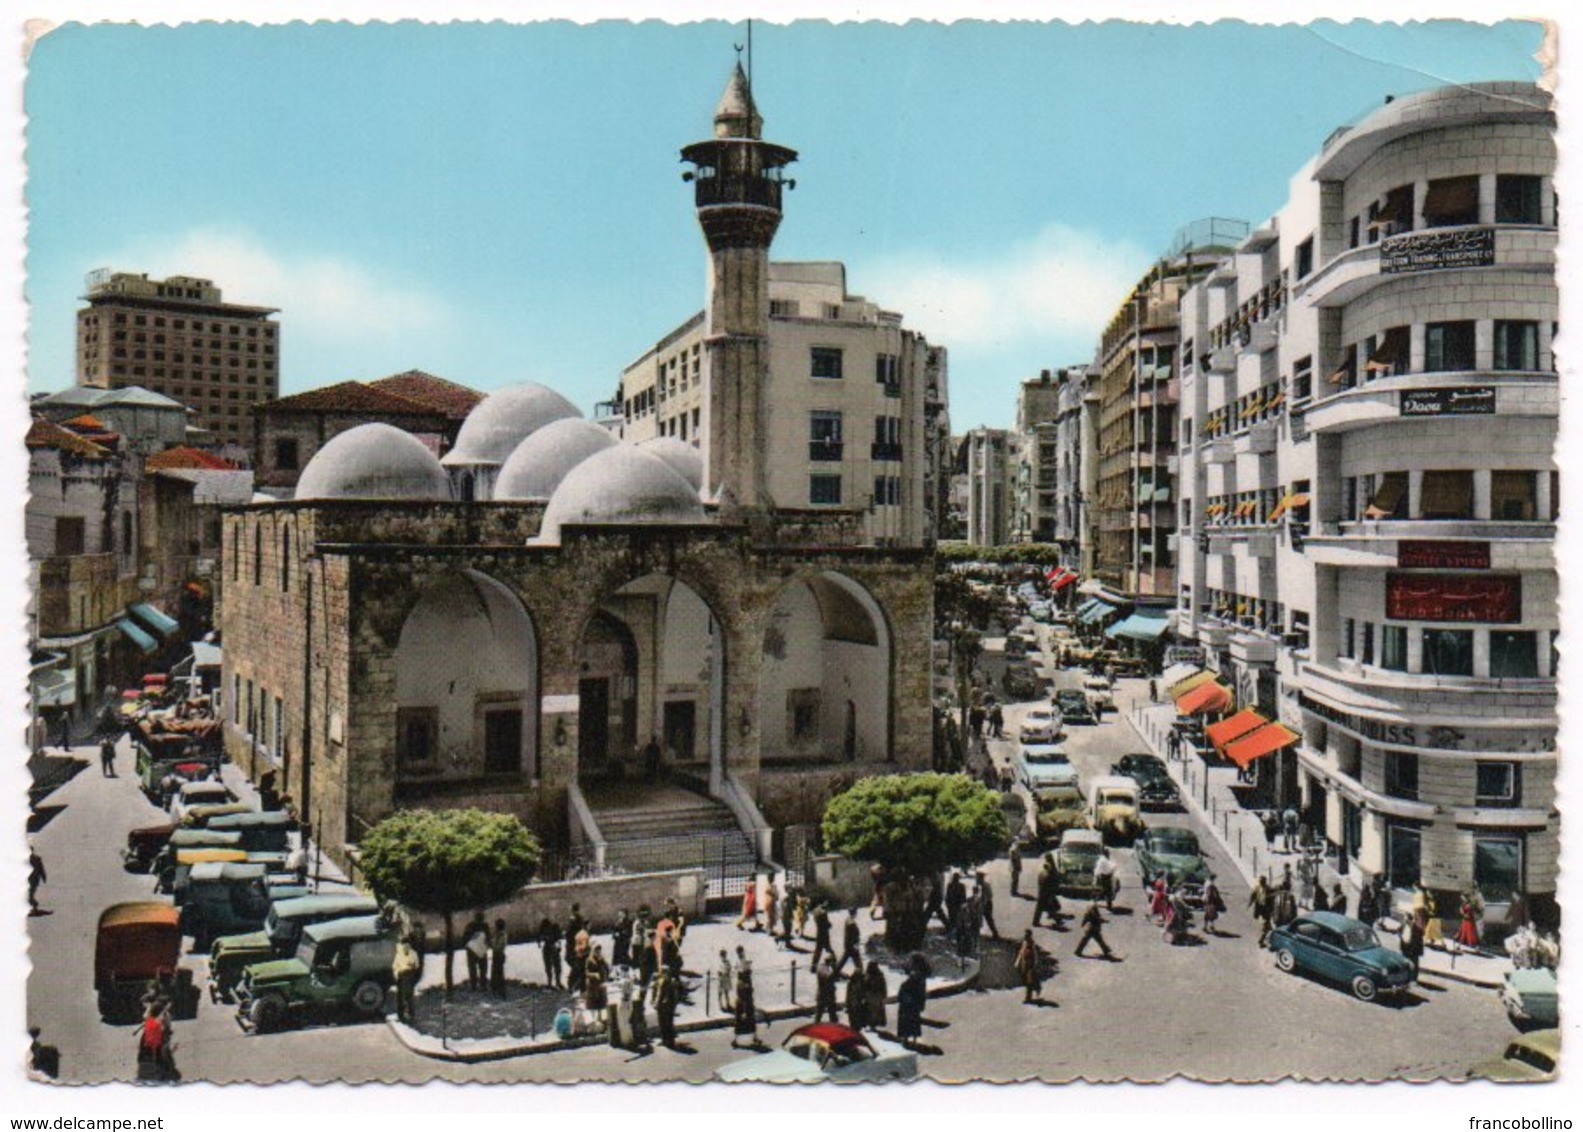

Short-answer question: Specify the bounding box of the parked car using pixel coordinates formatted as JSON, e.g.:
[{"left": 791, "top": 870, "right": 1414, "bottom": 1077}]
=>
[
  {"left": 1033, "top": 785, "right": 1089, "bottom": 845},
  {"left": 179, "top": 861, "right": 278, "bottom": 948},
  {"left": 1269, "top": 911, "right": 1415, "bottom": 1002},
  {"left": 1082, "top": 675, "right": 1115, "bottom": 714},
  {"left": 1054, "top": 689, "right": 1097, "bottom": 725},
  {"left": 1500, "top": 968, "right": 1559, "bottom": 1030},
  {"left": 122, "top": 821, "right": 178, "bottom": 874},
  {"left": 236, "top": 915, "right": 399, "bottom": 1032},
  {"left": 1004, "top": 633, "right": 1030, "bottom": 658},
  {"left": 1002, "top": 664, "right": 1044, "bottom": 701},
  {"left": 205, "top": 810, "right": 294, "bottom": 853},
  {"left": 1017, "top": 708, "right": 1065, "bottom": 745},
  {"left": 1016, "top": 742, "right": 1077, "bottom": 791},
  {"left": 1053, "top": 828, "right": 1107, "bottom": 897},
  {"left": 716, "top": 1023, "right": 918, "bottom": 1084},
  {"left": 1133, "top": 827, "right": 1210, "bottom": 899},
  {"left": 210, "top": 892, "right": 381, "bottom": 1002},
  {"left": 1085, "top": 775, "right": 1143, "bottom": 844},
  {"left": 1467, "top": 1030, "right": 1559, "bottom": 1082},
  {"left": 94, "top": 902, "right": 196, "bottom": 1022},
  {"left": 169, "top": 779, "right": 235, "bottom": 823},
  {"left": 153, "top": 830, "right": 245, "bottom": 892},
  {"left": 1111, "top": 753, "right": 1182, "bottom": 811},
  {"left": 180, "top": 801, "right": 255, "bottom": 829}
]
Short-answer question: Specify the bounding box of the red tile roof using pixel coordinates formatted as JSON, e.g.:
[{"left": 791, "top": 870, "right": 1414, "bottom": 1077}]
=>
[
  {"left": 367, "top": 370, "right": 483, "bottom": 420},
  {"left": 258, "top": 380, "right": 442, "bottom": 417},
  {"left": 26, "top": 415, "right": 109, "bottom": 458},
  {"left": 145, "top": 445, "right": 239, "bottom": 471},
  {"left": 62, "top": 412, "right": 107, "bottom": 430}
]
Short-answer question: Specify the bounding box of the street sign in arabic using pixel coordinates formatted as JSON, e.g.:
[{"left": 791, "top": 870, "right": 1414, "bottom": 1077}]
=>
[
  {"left": 1380, "top": 227, "right": 1495, "bottom": 273},
  {"left": 1400, "top": 387, "right": 1497, "bottom": 416},
  {"left": 1385, "top": 572, "right": 1521, "bottom": 623}
]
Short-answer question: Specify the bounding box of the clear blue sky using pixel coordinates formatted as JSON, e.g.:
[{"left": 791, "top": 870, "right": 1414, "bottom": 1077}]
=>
[{"left": 25, "top": 19, "right": 1545, "bottom": 429}]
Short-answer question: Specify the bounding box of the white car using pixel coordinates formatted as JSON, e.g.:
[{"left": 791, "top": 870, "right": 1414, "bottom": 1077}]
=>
[
  {"left": 1017, "top": 742, "right": 1078, "bottom": 790},
  {"left": 1018, "top": 708, "right": 1065, "bottom": 744},
  {"left": 1082, "top": 676, "right": 1115, "bottom": 713},
  {"left": 716, "top": 1023, "right": 918, "bottom": 1084},
  {"left": 170, "top": 779, "right": 234, "bottom": 822}
]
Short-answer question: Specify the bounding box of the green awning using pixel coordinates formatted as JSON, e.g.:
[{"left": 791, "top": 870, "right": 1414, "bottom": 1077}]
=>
[
  {"left": 1080, "top": 602, "right": 1122, "bottom": 625},
  {"left": 1106, "top": 613, "right": 1172, "bottom": 640},
  {"left": 129, "top": 602, "right": 179, "bottom": 638},
  {"left": 117, "top": 618, "right": 158, "bottom": 654}
]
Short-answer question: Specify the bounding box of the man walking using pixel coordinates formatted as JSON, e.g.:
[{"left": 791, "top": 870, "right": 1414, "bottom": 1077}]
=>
[
  {"left": 834, "top": 908, "right": 862, "bottom": 976},
  {"left": 944, "top": 871, "right": 967, "bottom": 936},
  {"left": 1249, "top": 877, "right": 1274, "bottom": 948},
  {"left": 1074, "top": 899, "right": 1116, "bottom": 960},
  {"left": 976, "top": 873, "right": 1000, "bottom": 939},
  {"left": 654, "top": 967, "right": 680, "bottom": 1049},
  {"left": 1032, "top": 854, "right": 1063, "bottom": 929},
  {"left": 611, "top": 908, "right": 633, "bottom": 970},
  {"left": 1281, "top": 805, "right": 1299, "bottom": 853},
  {"left": 489, "top": 918, "right": 509, "bottom": 998},
  {"left": 537, "top": 916, "right": 563, "bottom": 989},
  {"left": 27, "top": 848, "right": 46, "bottom": 913},
  {"left": 1008, "top": 842, "right": 1023, "bottom": 898},
  {"left": 1014, "top": 930, "right": 1045, "bottom": 1004},
  {"left": 1093, "top": 848, "right": 1118, "bottom": 911},
  {"left": 100, "top": 735, "right": 117, "bottom": 777},
  {"left": 814, "top": 955, "right": 839, "bottom": 1024},
  {"left": 811, "top": 901, "right": 833, "bottom": 967},
  {"left": 462, "top": 911, "right": 489, "bottom": 992},
  {"left": 716, "top": 948, "right": 734, "bottom": 1013},
  {"left": 393, "top": 934, "right": 421, "bottom": 1023}
]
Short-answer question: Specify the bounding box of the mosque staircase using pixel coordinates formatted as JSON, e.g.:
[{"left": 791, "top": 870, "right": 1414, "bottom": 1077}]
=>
[{"left": 581, "top": 780, "right": 759, "bottom": 897}]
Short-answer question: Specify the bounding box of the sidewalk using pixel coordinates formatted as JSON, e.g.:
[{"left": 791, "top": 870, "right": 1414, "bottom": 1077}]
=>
[{"left": 1127, "top": 700, "right": 1510, "bottom": 991}]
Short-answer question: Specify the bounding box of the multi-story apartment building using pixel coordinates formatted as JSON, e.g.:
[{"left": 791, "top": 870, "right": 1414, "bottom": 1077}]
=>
[
  {"left": 76, "top": 270, "right": 280, "bottom": 450},
  {"left": 1176, "top": 83, "right": 1557, "bottom": 923},
  {"left": 619, "top": 261, "right": 947, "bottom": 548},
  {"left": 1052, "top": 364, "right": 1101, "bottom": 576},
  {"left": 1094, "top": 220, "right": 1249, "bottom": 598},
  {"left": 964, "top": 427, "right": 1011, "bottom": 547},
  {"left": 1009, "top": 371, "right": 1063, "bottom": 544}
]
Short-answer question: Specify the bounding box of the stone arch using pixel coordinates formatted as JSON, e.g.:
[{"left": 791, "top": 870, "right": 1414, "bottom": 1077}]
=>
[
  {"left": 758, "top": 570, "right": 892, "bottom": 765},
  {"left": 393, "top": 568, "right": 539, "bottom": 785}
]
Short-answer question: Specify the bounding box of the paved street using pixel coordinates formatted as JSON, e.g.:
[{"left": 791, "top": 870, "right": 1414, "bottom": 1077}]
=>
[{"left": 29, "top": 630, "right": 1518, "bottom": 1084}]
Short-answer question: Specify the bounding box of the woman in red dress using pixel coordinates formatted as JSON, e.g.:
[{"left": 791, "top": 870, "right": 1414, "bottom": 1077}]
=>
[
  {"left": 1455, "top": 894, "right": 1481, "bottom": 950},
  {"left": 1148, "top": 877, "right": 1171, "bottom": 924}
]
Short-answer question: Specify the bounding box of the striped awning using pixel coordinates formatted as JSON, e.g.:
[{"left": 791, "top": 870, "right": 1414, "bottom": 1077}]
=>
[
  {"left": 1206, "top": 709, "right": 1267, "bottom": 753},
  {"left": 1049, "top": 569, "right": 1078, "bottom": 592},
  {"left": 1168, "top": 669, "right": 1216, "bottom": 699},
  {"left": 1224, "top": 722, "right": 1301, "bottom": 768},
  {"left": 129, "top": 601, "right": 179, "bottom": 638},
  {"left": 1176, "top": 680, "right": 1232, "bottom": 716}
]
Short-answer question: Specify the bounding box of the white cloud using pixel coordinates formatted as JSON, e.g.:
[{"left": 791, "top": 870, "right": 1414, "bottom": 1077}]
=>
[
  {"left": 104, "top": 227, "right": 457, "bottom": 344},
  {"left": 858, "top": 223, "right": 1154, "bottom": 354}
]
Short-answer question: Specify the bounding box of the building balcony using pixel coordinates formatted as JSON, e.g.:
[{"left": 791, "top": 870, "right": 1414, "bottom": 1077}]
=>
[
  {"left": 1207, "top": 344, "right": 1237, "bottom": 373},
  {"left": 1242, "top": 320, "right": 1279, "bottom": 355},
  {"left": 1303, "top": 519, "right": 1556, "bottom": 570},
  {"left": 808, "top": 440, "right": 844, "bottom": 462},
  {"left": 870, "top": 442, "right": 904, "bottom": 462},
  {"left": 1297, "top": 225, "right": 1555, "bottom": 310},
  {"left": 1204, "top": 525, "right": 1277, "bottom": 559},
  {"left": 1229, "top": 631, "right": 1279, "bottom": 665},
  {"left": 1300, "top": 659, "right": 1557, "bottom": 719},
  {"left": 1234, "top": 420, "right": 1278, "bottom": 455},
  {"left": 1302, "top": 369, "right": 1556, "bottom": 435},
  {"left": 1202, "top": 439, "right": 1234, "bottom": 464}
]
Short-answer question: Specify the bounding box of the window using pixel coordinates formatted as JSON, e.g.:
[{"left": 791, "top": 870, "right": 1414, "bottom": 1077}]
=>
[
  {"left": 1364, "top": 472, "right": 1407, "bottom": 519},
  {"left": 1490, "top": 630, "right": 1538, "bottom": 678},
  {"left": 1495, "top": 174, "right": 1543, "bottom": 224},
  {"left": 397, "top": 707, "right": 437, "bottom": 766},
  {"left": 253, "top": 523, "right": 263, "bottom": 586},
  {"left": 274, "top": 436, "right": 299, "bottom": 471},
  {"left": 1491, "top": 471, "right": 1539, "bottom": 521},
  {"left": 823, "top": 303, "right": 842, "bottom": 320},
  {"left": 873, "top": 475, "right": 901, "bottom": 506},
  {"left": 1386, "top": 823, "right": 1422, "bottom": 889},
  {"left": 1422, "top": 175, "right": 1480, "bottom": 227},
  {"left": 1384, "top": 752, "right": 1419, "bottom": 800},
  {"left": 787, "top": 688, "right": 820, "bottom": 744},
  {"left": 1381, "top": 625, "right": 1408, "bottom": 671},
  {"left": 1494, "top": 320, "right": 1539, "bottom": 371},
  {"left": 1360, "top": 621, "right": 1375, "bottom": 666},
  {"left": 483, "top": 708, "right": 523, "bottom": 775},
  {"left": 280, "top": 526, "right": 292, "bottom": 592},
  {"left": 1419, "top": 470, "right": 1475, "bottom": 520},
  {"left": 1368, "top": 184, "right": 1415, "bottom": 239},
  {"left": 1340, "top": 617, "right": 1355, "bottom": 660},
  {"left": 1343, "top": 800, "right": 1363, "bottom": 862},
  {"left": 809, "top": 474, "right": 842, "bottom": 505},
  {"left": 1295, "top": 238, "right": 1314, "bottom": 280},
  {"left": 55, "top": 516, "right": 85, "bottom": 556},
  {"left": 121, "top": 511, "right": 133, "bottom": 555},
  {"left": 811, "top": 347, "right": 844, "bottom": 379},
  {"left": 1473, "top": 835, "right": 1523, "bottom": 901},
  {"left": 809, "top": 410, "right": 843, "bottom": 460},
  {"left": 1364, "top": 326, "right": 1410, "bottom": 378},
  {"left": 770, "top": 299, "right": 798, "bottom": 317},
  {"left": 875, "top": 353, "right": 900, "bottom": 397},
  {"left": 1422, "top": 628, "right": 1474, "bottom": 676},
  {"left": 1424, "top": 321, "right": 1476, "bottom": 372}
]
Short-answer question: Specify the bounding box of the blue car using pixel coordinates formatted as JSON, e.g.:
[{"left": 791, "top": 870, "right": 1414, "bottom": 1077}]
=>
[{"left": 1269, "top": 911, "right": 1415, "bottom": 1002}]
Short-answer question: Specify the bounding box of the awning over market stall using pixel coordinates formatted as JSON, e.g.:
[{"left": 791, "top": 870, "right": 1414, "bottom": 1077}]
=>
[
  {"left": 1106, "top": 612, "right": 1172, "bottom": 641},
  {"left": 117, "top": 618, "right": 158, "bottom": 654},
  {"left": 32, "top": 667, "right": 76, "bottom": 709},
  {"left": 1080, "top": 601, "right": 1124, "bottom": 625},
  {"left": 1048, "top": 569, "right": 1078, "bottom": 592},
  {"left": 1167, "top": 669, "right": 1216, "bottom": 699},
  {"left": 1175, "top": 680, "right": 1232, "bottom": 716},
  {"left": 128, "top": 601, "right": 179, "bottom": 639},
  {"left": 1223, "top": 721, "right": 1301, "bottom": 768},
  {"left": 1206, "top": 709, "right": 1267, "bottom": 753}
]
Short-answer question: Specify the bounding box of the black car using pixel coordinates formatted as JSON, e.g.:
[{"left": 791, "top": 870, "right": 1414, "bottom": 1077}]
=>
[
  {"left": 1054, "top": 689, "right": 1096, "bottom": 725},
  {"left": 1111, "top": 754, "right": 1181, "bottom": 810}
]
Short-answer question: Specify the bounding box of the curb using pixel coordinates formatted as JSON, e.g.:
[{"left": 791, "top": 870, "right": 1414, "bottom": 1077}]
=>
[{"left": 387, "top": 959, "right": 983, "bottom": 1063}]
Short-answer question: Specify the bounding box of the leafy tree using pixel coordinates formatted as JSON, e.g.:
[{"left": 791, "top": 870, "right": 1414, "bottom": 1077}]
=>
[
  {"left": 358, "top": 808, "right": 540, "bottom": 995},
  {"left": 822, "top": 774, "right": 1007, "bottom": 950}
]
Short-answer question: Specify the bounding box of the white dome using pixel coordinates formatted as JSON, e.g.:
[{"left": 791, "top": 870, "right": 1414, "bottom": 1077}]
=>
[
  {"left": 538, "top": 445, "right": 707, "bottom": 543},
  {"left": 495, "top": 418, "right": 619, "bottom": 502},
  {"left": 441, "top": 383, "right": 580, "bottom": 468},
  {"left": 639, "top": 436, "right": 705, "bottom": 492},
  {"left": 295, "top": 423, "right": 452, "bottom": 501}
]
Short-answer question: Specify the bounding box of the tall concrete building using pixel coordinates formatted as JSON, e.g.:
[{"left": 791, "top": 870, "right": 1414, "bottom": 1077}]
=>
[
  {"left": 1009, "top": 371, "right": 1063, "bottom": 544},
  {"left": 1093, "top": 220, "right": 1248, "bottom": 598},
  {"left": 76, "top": 270, "right": 280, "bottom": 450},
  {"left": 1051, "top": 364, "right": 1101, "bottom": 574},
  {"left": 1175, "top": 83, "right": 1557, "bottom": 921},
  {"left": 963, "top": 427, "right": 1011, "bottom": 547}
]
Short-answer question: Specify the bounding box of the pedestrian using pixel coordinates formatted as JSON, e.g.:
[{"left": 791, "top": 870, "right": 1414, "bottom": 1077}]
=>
[
  {"left": 1399, "top": 914, "right": 1425, "bottom": 982},
  {"left": 1033, "top": 855, "right": 1063, "bottom": 929},
  {"left": 735, "top": 876, "right": 760, "bottom": 931},
  {"left": 654, "top": 967, "right": 680, "bottom": 1049},
  {"left": 489, "top": 917, "right": 509, "bottom": 997},
  {"left": 731, "top": 964, "right": 759, "bottom": 1050},
  {"left": 584, "top": 943, "right": 609, "bottom": 1012},
  {"left": 659, "top": 921, "right": 683, "bottom": 979},
  {"left": 1008, "top": 842, "right": 1023, "bottom": 897},
  {"left": 717, "top": 948, "right": 734, "bottom": 1013},
  {"left": 1414, "top": 885, "right": 1444, "bottom": 947},
  {"left": 1147, "top": 876, "right": 1170, "bottom": 925},
  {"left": 534, "top": 916, "right": 562, "bottom": 989},
  {"left": 100, "top": 735, "right": 117, "bottom": 777},
  {"left": 1273, "top": 883, "right": 1298, "bottom": 930},
  {"left": 1456, "top": 892, "right": 1482, "bottom": 951},
  {"left": 627, "top": 974, "right": 651, "bottom": 1053},
  {"left": 135, "top": 1002, "right": 166, "bottom": 1081},
  {"left": 462, "top": 911, "right": 489, "bottom": 992},
  {"left": 636, "top": 919, "right": 657, "bottom": 991},
  {"left": 944, "top": 871, "right": 967, "bottom": 935},
  {"left": 780, "top": 883, "right": 797, "bottom": 943},
  {"left": 1329, "top": 883, "right": 1348, "bottom": 920},
  {"left": 642, "top": 734, "right": 662, "bottom": 780},
  {"left": 835, "top": 907, "right": 863, "bottom": 976},
  {"left": 988, "top": 703, "right": 1004, "bottom": 739},
  {"left": 1014, "top": 930, "right": 1044, "bottom": 1003},
  {"left": 1202, "top": 877, "right": 1226, "bottom": 935},
  {"left": 763, "top": 881, "right": 779, "bottom": 946},
  {"left": 1356, "top": 881, "right": 1378, "bottom": 927},
  {"left": 954, "top": 890, "right": 979, "bottom": 959},
  {"left": 1311, "top": 883, "right": 1330, "bottom": 914},
  {"left": 976, "top": 873, "right": 1000, "bottom": 939},
  {"left": 1167, "top": 728, "right": 1181, "bottom": 761},
  {"left": 610, "top": 908, "right": 632, "bottom": 970},
  {"left": 27, "top": 848, "right": 46, "bottom": 913},
  {"left": 811, "top": 901, "right": 833, "bottom": 966},
  {"left": 1260, "top": 810, "right": 1279, "bottom": 851},
  {"left": 814, "top": 955, "right": 839, "bottom": 1023},
  {"left": 896, "top": 955, "right": 927, "bottom": 1048},
  {"left": 969, "top": 704, "right": 985, "bottom": 737},
  {"left": 864, "top": 960, "right": 888, "bottom": 1032},
  {"left": 564, "top": 906, "right": 586, "bottom": 993},
  {"left": 1297, "top": 854, "right": 1317, "bottom": 908},
  {"left": 793, "top": 891, "right": 809, "bottom": 939},
  {"left": 1249, "top": 877, "right": 1274, "bottom": 948},
  {"left": 663, "top": 896, "right": 688, "bottom": 946},
  {"left": 924, "top": 874, "right": 948, "bottom": 927},
  {"left": 393, "top": 933, "right": 420, "bottom": 1023},
  {"left": 869, "top": 862, "right": 888, "bottom": 920},
  {"left": 1075, "top": 898, "right": 1115, "bottom": 959},
  {"left": 844, "top": 966, "right": 868, "bottom": 1030},
  {"left": 570, "top": 922, "right": 592, "bottom": 995},
  {"left": 1093, "top": 848, "right": 1119, "bottom": 911},
  {"left": 1281, "top": 805, "right": 1299, "bottom": 853}
]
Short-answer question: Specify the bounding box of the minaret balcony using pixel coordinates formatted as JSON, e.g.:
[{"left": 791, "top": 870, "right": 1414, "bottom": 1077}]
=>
[{"left": 694, "top": 174, "right": 784, "bottom": 212}]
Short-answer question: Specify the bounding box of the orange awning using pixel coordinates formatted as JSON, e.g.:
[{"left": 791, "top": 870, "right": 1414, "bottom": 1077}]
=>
[
  {"left": 1223, "top": 721, "right": 1301, "bottom": 768},
  {"left": 1175, "top": 680, "right": 1232, "bottom": 716},
  {"left": 1168, "top": 670, "right": 1216, "bottom": 699},
  {"left": 1206, "top": 709, "right": 1267, "bottom": 753},
  {"left": 1267, "top": 492, "right": 1311, "bottom": 522}
]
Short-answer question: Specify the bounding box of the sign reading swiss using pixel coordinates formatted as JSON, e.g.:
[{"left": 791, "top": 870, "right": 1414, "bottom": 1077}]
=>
[
  {"left": 1385, "top": 573, "right": 1521, "bottom": 623},
  {"left": 1399, "top": 387, "right": 1497, "bottom": 416},
  {"left": 1380, "top": 227, "right": 1496, "bottom": 273},
  {"left": 1397, "top": 540, "right": 1490, "bottom": 570}
]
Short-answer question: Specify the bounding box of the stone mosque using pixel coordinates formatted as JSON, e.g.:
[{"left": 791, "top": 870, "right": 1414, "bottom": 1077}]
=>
[{"left": 218, "top": 65, "right": 936, "bottom": 874}]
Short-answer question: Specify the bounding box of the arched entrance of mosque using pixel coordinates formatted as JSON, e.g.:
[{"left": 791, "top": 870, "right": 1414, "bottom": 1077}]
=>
[
  {"left": 758, "top": 571, "right": 891, "bottom": 764},
  {"left": 393, "top": 569, "right": 537, "bottom": 787}
]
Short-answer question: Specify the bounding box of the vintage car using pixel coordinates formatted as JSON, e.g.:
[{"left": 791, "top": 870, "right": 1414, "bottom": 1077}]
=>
[
  {"left": 1111, "top": 753, "right": 1181, "bottom": 811},
  {"left": 209, "top": 892, "right": 381, "bottom": 1001},
  {"left": 1016, "top": 743, "right": 1078, "bottom": 791},
  {"left": 1085, "top": 775, "right": 1143, "bottom": 844},
  {"left": 153, "top": 830, "right": 245, "bottom": 891},
  {"left": 1016, "top": 709, "right": 1065, "bottom": 745},
  {"left": 1033, "top": 784, "right": 1089, "bottom": 845},
  {"left": 180, "top": 801, "right": 255, "bottom": 828},
  {"left": 1133, "top": 827, "right": 1210, "bottom": 900},
  {"left": 1081, "top": 675, "right": 1115, "bottom": 713},
  {"left": 1269, "top": 911, "right": 1415, "bottom": 1002},
  {"left": 169, "top": 779, "right": 235, "bottom": 823},
  {"left": 1500, "top": 968, "right": 1559, "bottom": 1030},
  {"left": 122, "top": 821, "right": 179, "bottom": 873},
  {"left": 1053, "top": 828, "right": 1107, "bottom": 897},
  {"left": 236, "top": 914, "right": 399, "bottom": 1032},
  {"left": 1001, "top": 663, "right": 1044, "bottom": 701},
  {"left": 94, "top": 902, "right": 196, "bottom": 1022},
  {"left": 1468, "top": 1030, "right": 1559, "bottom": 1082},
  {"left": 1054, "top": 688, "right": 1097, "bottom": 726},
  {"left": 179, "top": 861, "right": 310, "bottom": 949},
  {"left": 716, "top": 1023, "right": 918, "bottom": 1084},
  {"left": 205, "top": 810, "right": 293, "bottom": 853},
  {"left": 1003, "top": 633, "right": 1030, "bottom": 659}
]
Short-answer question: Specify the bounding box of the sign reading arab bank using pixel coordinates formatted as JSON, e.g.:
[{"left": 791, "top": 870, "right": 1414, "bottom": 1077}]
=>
[
  {"left": 1380, "top": 227, "right": 1495, "bottom": 273},
  {"left": 1385, "top": 572, "right": 1521, "bottom": 623}
]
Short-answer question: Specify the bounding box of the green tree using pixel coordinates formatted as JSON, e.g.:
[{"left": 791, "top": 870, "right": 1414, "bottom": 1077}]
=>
[
  {"left": 822, "top": 773, "right": 1007, "bottom": 951},
  {"left": 358, "top": 808, "right": 540, "bottom": 996}
]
